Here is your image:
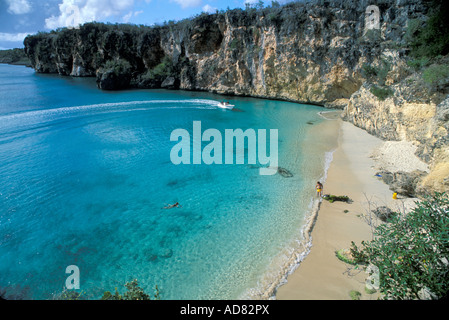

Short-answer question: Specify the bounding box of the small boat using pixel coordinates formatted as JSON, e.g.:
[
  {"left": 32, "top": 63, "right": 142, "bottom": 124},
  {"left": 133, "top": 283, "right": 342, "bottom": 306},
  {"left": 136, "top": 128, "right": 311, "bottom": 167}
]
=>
[{"left": 218, "top": 101, "right": 235, "bottom": 109}]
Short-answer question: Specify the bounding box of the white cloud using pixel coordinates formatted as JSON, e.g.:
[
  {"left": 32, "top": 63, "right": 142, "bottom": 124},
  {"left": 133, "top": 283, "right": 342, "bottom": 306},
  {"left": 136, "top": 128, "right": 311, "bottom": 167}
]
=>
[
  {"left": 0, "top": 32, "right": 31, "bottom": 42},
  {"left": 45, "top": 0, "right": 135, "bottom": 29},
  {"left": 122, "top": 11, "right": 133, "bottom": 22},
  {"left": 122, "top": 9, "right": 143, "bottom": 23},
  {"left": 171, "top": 0, "right": 202, "bottom": 9},
  {"left": 202, "top": 4, "right": 216, "bottom": 13},
  {"left": 244, "top": 0, "right": 258, "bottom": 4},
  {"left": 6, "top": 0, "right": 32, "bottom": 15}
]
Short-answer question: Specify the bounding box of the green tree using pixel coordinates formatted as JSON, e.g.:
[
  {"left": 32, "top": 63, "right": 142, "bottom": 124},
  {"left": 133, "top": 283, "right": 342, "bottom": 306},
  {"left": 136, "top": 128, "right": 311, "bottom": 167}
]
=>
[
  {"left": 102, "top": 59, "right": 132, "bottom": 76},
  {"left": 422, "top": 63, "right": 449, "bottom": 90},
  {"left": 407, "top": 0, "right": 449, "bottom": 59},
  {"left": 350, "top": 193, "right": 449, "bottom": 300}
]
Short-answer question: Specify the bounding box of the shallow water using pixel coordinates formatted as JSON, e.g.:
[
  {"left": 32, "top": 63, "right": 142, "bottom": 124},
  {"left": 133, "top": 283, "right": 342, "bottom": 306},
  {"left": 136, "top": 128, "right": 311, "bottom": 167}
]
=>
[{"left": 0, "top": 64, "right": 338, "bottom": 300}]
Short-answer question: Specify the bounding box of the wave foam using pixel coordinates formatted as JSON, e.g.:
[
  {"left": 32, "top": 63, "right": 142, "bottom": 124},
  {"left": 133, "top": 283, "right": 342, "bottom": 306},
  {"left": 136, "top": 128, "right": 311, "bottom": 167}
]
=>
[{"left": 0, "top": 99, "right": 219, "bottom": 122}]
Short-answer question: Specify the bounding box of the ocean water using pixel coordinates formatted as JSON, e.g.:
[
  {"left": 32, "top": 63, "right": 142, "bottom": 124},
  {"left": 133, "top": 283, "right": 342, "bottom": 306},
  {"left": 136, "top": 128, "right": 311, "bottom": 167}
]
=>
[{"left": 0, "top": 64, "right": 338, "bottom": 300}]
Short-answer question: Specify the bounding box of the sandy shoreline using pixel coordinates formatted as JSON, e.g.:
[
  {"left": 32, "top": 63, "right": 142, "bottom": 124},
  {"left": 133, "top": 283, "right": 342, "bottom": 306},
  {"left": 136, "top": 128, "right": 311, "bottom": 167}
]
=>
[{"left": 275, "top": 119, "right": 423, "bottom": 300}]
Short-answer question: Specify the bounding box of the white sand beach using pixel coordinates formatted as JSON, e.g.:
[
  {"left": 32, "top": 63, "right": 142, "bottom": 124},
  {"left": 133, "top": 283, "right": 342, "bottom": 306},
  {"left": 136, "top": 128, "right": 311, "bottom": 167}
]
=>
[{"left": 276, "top": 120, "right": 426, "bottom": 300}]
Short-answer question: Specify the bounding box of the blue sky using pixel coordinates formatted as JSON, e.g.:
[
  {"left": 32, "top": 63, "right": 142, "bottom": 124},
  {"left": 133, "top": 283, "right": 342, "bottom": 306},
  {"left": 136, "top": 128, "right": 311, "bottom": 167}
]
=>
[{"left": 0, "top": 0, "right": 291, "bottom": 49}]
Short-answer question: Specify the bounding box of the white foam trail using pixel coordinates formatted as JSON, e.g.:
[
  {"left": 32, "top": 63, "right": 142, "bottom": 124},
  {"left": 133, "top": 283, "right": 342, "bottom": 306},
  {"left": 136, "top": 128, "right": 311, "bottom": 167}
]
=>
[{"left": 0, "top": 99, "right": 219, "bottom": 122}]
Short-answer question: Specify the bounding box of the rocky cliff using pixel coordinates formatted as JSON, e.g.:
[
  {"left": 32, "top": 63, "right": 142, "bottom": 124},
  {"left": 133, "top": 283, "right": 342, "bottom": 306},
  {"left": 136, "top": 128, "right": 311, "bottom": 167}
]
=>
[
  {"left": 341, "top": 0, "right": 449, "bottom": 197},
  {"left": 343, "top": 55, "right": 449, "bottom": 196},
  {"left": 23, "top": 0, "right": 448, "bottom": 195},
  {"left": 24, "top": 0, "right": 427, "bottom": 101}
]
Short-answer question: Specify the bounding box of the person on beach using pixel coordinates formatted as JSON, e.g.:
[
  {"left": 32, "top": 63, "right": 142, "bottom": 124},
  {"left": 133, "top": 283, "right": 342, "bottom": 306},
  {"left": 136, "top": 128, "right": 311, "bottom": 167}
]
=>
[{"left": 316, "top": 181, "right": 323, "bottom": 197}]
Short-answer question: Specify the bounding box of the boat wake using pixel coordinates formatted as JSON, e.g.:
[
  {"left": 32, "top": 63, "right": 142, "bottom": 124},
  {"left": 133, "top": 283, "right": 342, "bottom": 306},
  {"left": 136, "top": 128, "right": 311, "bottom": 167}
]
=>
[{"left": 0, "top": 99, "right": 218, "bottom": 122}]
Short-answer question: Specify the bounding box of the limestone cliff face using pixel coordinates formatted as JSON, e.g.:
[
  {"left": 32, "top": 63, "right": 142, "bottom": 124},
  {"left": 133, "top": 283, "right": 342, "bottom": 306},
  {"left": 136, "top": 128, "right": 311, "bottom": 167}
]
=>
[
  {"left": 149, "top": 0, "right": 428, "bottom": 105},
  {"left": 343, "top": 64, "right": 449, "bottom": 195},
  {"left": 24, "top": 0, "right": 427, "bottom": 103}
]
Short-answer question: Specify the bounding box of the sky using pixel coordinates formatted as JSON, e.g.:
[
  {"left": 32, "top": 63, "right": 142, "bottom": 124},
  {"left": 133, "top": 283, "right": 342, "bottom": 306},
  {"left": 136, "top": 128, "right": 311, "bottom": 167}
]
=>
[{"left": 0, "top": 0, "right": 292, "bottom": 49}]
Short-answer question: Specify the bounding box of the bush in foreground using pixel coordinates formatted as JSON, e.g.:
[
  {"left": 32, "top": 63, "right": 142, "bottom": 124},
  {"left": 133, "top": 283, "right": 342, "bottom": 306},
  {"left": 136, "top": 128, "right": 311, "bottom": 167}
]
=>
[{"left": 350, "top": 193, "right": 449, "bottom": 300}]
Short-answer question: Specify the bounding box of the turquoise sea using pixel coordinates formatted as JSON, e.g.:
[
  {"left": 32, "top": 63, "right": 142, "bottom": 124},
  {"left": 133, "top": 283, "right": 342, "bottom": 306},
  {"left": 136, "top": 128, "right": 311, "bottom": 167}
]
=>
[{"left": 0, "top": 64, "right": 338, "bottom": 300}]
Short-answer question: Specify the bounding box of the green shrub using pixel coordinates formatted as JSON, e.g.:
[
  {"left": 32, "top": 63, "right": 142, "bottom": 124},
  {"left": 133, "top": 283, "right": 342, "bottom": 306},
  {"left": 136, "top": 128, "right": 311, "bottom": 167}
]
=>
[
  {"left": 350, "top": 193, "right": 449, "bottom": 300},
  {"left": 422, "top": 63, "right": 449, "bottom": 89},
  {"left": 228, "top": 38, "right": 241, "bottom": 50},
  {"left": 361, "top": 63, "right": 378, "bottom": 79},
  {"left": 141, "top": 56, "right": 174, "bottom": 81},
  {"left": 364, "top": 28, "right": 382, "bottom": 43},
  {"left": 365, "top": 286, "right": 377, "bottom": 295},
  {"left": 407, "top": 0, "right": 449, "bottom": 59},
  {"left": 404, "top": 18, "right": 424, "bottom": 45},
  {"left": 362, "top": 59, "right": 391, "bottom": 86},
  {"left": 323, "top": 195, "right": 350, "bottom": 203},
  {"left": 370, "top": 85, "right": 393, "bottom": 101},
  {"left": 335, "top": 249, "right": 357, "bottom": 265},
  {"left": 103, "top": 59, "right": 132, "bottom": 76},
  {"left": 406, "top": 57, "right": 430, "bottom": 70},
  {"left": 349, "top": 290, "right": 361, "bottom": 300}
]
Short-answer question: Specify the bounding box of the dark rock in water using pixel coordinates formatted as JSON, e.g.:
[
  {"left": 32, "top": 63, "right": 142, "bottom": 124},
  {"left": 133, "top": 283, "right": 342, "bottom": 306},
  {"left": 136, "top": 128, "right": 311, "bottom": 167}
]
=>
[
  {"left": 277, "top": 167, "right": 293, "bottom": 178},
  {"left": 147, "top": 254, "right": 158, "bottom": 262},
  {"left": 160, "top": 248, "right": 173, "bottom": 259},
  {"left": 96, "top": 59, "right": 132, "bottom": 90},
  {"left": 167, "top": 180, "right": 178, "bottom": 187},
  {"left": 372, "top": 206, "right": 396, "bottom": 222},
  {"left": 96, "top": 70, "right": 131, "bottom": 90},
  {"left": 144, "top": 247, "right": 159, "bottom": 262}
]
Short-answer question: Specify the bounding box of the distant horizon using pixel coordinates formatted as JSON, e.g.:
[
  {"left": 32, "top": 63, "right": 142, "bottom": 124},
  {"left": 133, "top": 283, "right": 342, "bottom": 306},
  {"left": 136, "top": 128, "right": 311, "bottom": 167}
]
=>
[{"left": 0, "top": 0, "right": 296, "bottom": 50}]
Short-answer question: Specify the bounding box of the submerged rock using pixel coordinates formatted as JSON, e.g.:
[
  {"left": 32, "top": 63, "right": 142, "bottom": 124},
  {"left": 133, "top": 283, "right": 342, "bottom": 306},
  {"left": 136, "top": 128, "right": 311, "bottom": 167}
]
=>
[
  {"left": 277, "top": 167, "right": 293, "bottom": 178},
  {"left": 160, "top": 248, "right": 173, "bottom": 259}
]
